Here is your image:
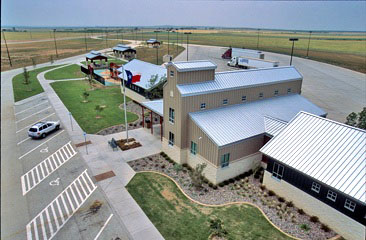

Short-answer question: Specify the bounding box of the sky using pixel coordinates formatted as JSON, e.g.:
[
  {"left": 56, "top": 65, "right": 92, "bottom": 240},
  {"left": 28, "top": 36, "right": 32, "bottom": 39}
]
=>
[{"left": 2, "top": 0, "right": 366, "bottom": 31}]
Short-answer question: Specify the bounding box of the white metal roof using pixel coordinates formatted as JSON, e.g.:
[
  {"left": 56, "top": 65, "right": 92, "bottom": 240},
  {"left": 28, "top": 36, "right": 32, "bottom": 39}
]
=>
[
  {"left": 85, "top": 50, "right": 107, "bottom": 59},
  {"left": 140, "top": 99, "right": 164, "bottom": 116},
  {"left": 117, "top": 59, "right": 166, "bottom": 90},
  {"left": 113, "top": 44, "right": 135, "bottom": 52},
  {"left": 170, "top": 60, "right": 217, "bottom": 72},
  {"left": 260, "top": 111, "right": 366, "bottom": 203},
  {"left": 177, "top": 66, "right": 302, "bottom": 97},
  {"left": 189, "top": 94, "right": 326, "bottom": 147},
  {"left": 264, "top": 116, "right": 288, "bottom": 137}
]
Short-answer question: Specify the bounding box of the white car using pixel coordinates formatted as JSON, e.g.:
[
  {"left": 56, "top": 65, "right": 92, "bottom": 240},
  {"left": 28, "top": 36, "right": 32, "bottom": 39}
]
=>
[{"left": 28, "top": 121, "right": 60, "bottom": 138}]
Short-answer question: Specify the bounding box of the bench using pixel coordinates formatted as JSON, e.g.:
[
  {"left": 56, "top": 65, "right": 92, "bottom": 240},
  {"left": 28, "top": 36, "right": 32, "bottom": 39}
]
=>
[{"left": 108, "top": 138, "right": 118, "bottom": 151}]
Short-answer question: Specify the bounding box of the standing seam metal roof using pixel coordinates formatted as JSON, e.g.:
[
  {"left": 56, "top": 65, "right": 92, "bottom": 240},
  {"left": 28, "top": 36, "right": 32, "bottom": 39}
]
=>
[
  {"left": 171, "top": 60, "right": 217, "bottom": 72},
  {"left": 260, "top": 111, "right": 366, "bottom": 203},
  {"left": 177, "top": 66, "right": 302, "bottom": 97},
  {"left": 117, "top": 59, "right": 166, "bottom": 90},
  {"left": 140, "top": 99, "right": 164, "bottom": 116},
  {"left": 189, "top": 94, "right": 326, "bottom": 147}
]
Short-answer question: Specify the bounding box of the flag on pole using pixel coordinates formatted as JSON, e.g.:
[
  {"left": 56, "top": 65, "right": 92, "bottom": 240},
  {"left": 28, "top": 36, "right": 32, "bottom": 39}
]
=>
[{"left": 125, "top": 70, "right": 141, "bottom": 84}]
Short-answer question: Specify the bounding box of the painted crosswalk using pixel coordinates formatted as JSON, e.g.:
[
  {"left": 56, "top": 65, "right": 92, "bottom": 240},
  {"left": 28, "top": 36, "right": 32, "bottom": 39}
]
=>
[
  {"left": 21, "top": 142, "right": 77, "bottom": 196},
  {"left": 26, "top": 169, "right": 97, "bottom": 240}
]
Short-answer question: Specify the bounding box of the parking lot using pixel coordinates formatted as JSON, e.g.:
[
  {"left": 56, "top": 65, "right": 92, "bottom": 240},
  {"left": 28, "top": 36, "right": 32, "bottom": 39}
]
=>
[{"left": 11, "top": 94, "right": 131, "bottom": 240}]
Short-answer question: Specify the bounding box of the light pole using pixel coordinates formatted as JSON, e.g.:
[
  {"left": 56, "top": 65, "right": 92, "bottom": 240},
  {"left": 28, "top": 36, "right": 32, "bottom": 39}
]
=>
[
  {"left": 154, "top": 30, "right": 160, "bottom": 41},
  {"left": 184, "top": 32, "right": 192, "bottom": 61},
  {"left": 105, "top": 29, "right": 108, "bottom": 47},
  {"left": 306, "top": 31, "right": 312, "bottom": 58},
  {"left": 156, "top": 46, "right": 159, "bottom": 65},
  {"left": 256, "top": 29, "right": 260, "bottom": 49},
  {"left": 289, "top": 38, "right": 299, "bottom": 66},
  {"left": 84, "top": 28, "right": 88, "bottom": 51},
  {"left": 2, "top": 30, "right": 12, "bottom": 67},
  {"left": 176, "top": 29, "right": 179, "bottom": 54},
  {"left": 167, "top": 28, "right": 172, "bottom": 55},
  {"left": 53, "top": 29, "right": 58, "bottom": 58}
]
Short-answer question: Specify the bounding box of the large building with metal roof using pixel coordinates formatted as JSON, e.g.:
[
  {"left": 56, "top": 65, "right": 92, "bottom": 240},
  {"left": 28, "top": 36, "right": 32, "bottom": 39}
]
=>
[
  {"left": 112, "top": 44, "right": 136, "bottom": 60},
  {"left": 162, "top": 60, "right": 327, "bottom": 184},
  {"left": 260, "top": 111, "right": 366, "bottom": 240}
]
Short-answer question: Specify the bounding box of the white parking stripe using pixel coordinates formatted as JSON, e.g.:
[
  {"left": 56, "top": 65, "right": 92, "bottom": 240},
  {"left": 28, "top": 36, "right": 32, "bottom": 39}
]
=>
[
  {"left": 16, "top": 113, "right": 55, "bottom": 133},
  {"left": 17, "top": 137, "right": 31, "bottom": 145},
  {"left": 16, "top": 106, "right": 51, "bottom": 123},
  {"left": 21, "top": 142, "right": 76, "bottom": 195},
  {"left": 93, "top": 214, "right": 114, "bottom": 240},
  {"left": 15, "top": 101, "right": 49, "bottom": 115},
  {"left": 19, "top": 130, "right": 65, "bottom": 160},
  {"left": 26, "top": 170, "right": 97, "bottom": 240}
]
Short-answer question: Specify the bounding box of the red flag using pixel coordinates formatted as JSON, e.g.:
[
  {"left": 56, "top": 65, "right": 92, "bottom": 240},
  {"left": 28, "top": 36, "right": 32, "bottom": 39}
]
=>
[{"left": 132, "top": 73, "right": 141, "bottom": 83}]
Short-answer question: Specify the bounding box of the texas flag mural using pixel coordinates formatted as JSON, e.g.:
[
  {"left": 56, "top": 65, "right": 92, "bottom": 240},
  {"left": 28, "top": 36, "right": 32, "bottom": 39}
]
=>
[{"left": 125, "top": 70, "right": 141, "bottom": 84}]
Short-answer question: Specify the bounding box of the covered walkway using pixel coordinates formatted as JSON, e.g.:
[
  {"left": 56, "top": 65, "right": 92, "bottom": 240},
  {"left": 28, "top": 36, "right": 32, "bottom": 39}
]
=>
[{"left": 140, "top": 99, "right": 164, "bottom": 141}]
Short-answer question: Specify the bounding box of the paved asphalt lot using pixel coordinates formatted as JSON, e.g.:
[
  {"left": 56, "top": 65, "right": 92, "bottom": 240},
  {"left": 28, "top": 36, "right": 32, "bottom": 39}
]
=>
[
  {"left": 174, "top": 44, "right": 366, "bottom": 122},
  {"left": 2, "top": 79, "right": 130, "bottom": 239}
]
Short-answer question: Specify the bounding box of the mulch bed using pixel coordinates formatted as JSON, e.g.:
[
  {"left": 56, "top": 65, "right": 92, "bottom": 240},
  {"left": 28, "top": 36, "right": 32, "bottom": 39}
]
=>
[
  {"left": 116, "top": 138, "right": 142, "bottom": 151},
  {"left": 128, "top": 153, "right": 337, "bottom": 240}
]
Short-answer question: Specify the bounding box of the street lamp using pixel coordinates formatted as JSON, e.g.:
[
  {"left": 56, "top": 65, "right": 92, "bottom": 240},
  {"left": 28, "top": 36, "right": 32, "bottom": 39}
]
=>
[
  {"left": 256, "top": 29, "right": 260, "bottom": 49},
  {"left": 167, "top": 29, "right": 171, "bottom": 55},
  {"left": 184, "top": 32, "right": 192, "bottom": 61},
  {"left": 154, "top": 30, "right": 161, "bottom": 41},
  {"left": 2, "top": 30, "right": 12, "bottom": 67},
  {"left": 306, "top": 31, "right": 312, "bottom": 58},
  {"left": 84, "top": 28, "right": 88, "bottom": 51},
  {"left": 176, "top": 29, "right": 179, "bottom": 54},
  {"left": 289, "top": 38, "right": 299, "bottom": 66},
  {"left": 53, "top": 29, "right": 58, "bottom": 58}
]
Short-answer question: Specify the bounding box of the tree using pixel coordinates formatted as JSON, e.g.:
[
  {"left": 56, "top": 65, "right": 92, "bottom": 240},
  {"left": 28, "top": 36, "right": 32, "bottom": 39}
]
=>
[
  {"left": 95, "top": 105, "right": 104, "bottom": 118},
  {"left": 31, "top": 58, "right": 36, "bottom": 68},
  {"left": 188, "top": 163, "right": 207, "bottom": 190},
  {"left": 146, "top": 74, "right": 167, "bottom": 99},
  {"left": 23, "top": 67, "right": 31, "bottom": 91},
  {"left": 85, "top": 73, "right": 93, "bottom": 89},
  {"left": 209, "top": 218, "right": 228, "bottom": 239},
  {"left": 82, "top": 89, "right": 89, "bottom": 102},
  {"left": 345, "top": 108, "right": 366, "bottom": 130}
]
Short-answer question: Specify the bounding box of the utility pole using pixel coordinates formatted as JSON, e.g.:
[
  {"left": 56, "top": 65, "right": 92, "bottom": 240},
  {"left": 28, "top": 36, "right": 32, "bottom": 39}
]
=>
[
  {"left": 84, "top": 28, "right": 88, "bottom": 51},
  {"left": 184, "top": 32, "right": 192, "bottom": 61},
  {"left": 2, "top": 30, "right": 12, "bottom": 67},
  {"left": 156, "top": 46, "right": 159, "bottom": 65},
  {"left": 105, "top": 29, "right": 108, "bottom": 47},
  {"left": 289, "top": 38, "right": 299, "bottom": 66},
  {"left": 167, "top": 29, "right": 171, "bottom": 55},
  {"left": 176, "top": 29, "right": 179, "bottom": 55},
  {"left": 306, "top": 31, "right": 312, "bottom": 58},
  {"left": 53, "top": 29, "right": 58, "bottom": 58},
  {"left": 256, "top": 29, "right": 260, "bottom": 50}
]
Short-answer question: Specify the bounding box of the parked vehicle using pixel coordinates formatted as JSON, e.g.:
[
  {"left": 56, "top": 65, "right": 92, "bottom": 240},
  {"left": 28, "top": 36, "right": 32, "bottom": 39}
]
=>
[
  {"left": 222, "top": 47, "right": 265, "bottom": 59},
  {"left": 28, "top": 121, "right": 61, "bottom": 138},
  {"left": 227, "top": 56, "right": 279, "bottom": 69}
]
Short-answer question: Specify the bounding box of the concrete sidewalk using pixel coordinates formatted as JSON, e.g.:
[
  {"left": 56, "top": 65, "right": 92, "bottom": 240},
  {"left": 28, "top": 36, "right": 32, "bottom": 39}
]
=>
[{"left": 37, "top": 67, "right": 164, "bottom": 240}]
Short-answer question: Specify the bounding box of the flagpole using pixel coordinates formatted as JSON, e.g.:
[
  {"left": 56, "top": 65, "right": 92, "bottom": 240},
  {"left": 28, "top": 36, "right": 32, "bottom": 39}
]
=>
[{"left": 120, "top": 64, "right": 129, "bottom": 144}]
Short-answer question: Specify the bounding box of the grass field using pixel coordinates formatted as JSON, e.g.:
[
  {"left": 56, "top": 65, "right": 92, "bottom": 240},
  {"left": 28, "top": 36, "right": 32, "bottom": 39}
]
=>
[
  {"left": 127, "top": 172, "right": 292, "bottom": 240},
  {"left": 135, "top": 44, "right": 185, "bottom": 65},
  {"left": 124, "top": 30, "right": 366, "bottom": 73},
  {"left": 12, "top": 65, "right": 63, "bottom": 102},
  {"left": 51, "top": 80, "right": 138, "bottom": 134},
  {"left": 44, "top": 64, "right": 85, "bottom": 80}
]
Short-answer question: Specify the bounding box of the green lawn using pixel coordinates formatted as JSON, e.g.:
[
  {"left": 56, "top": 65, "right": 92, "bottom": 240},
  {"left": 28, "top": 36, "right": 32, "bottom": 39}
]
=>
[
  {"left": 44, "top": 64, "right": 85, "bottom": 80},
  {"left": 51, "top": 80, "right": 139, "bottom": 134},
  {"left": 81, "top": 58, "right": 127, "bottom": 66},
  {"left": 127, "top": 172, "right": 292, "bottom": 240},
  {"left": 12, "top": 65, "right": 63, "bottom": 102}
]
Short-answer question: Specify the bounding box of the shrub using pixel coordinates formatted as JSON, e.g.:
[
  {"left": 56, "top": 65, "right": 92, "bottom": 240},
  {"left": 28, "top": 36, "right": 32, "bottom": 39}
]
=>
[
  {"left": 239, "top": 173, "right": 245, "bottom": 179},
  {"left": 297, "top": 209, "right": 305, "bottom": 215},
  {"left": 209, "top": 219, "right": 228, "bottom": 238},
  {"left": 182, "top": 163, "right": 189, "bottom": 168},
  {"left": 208, "top": 182, "right": 214, "bottom": 188},
  {"left": 223, "top": 180, "right": 230, "bottom": 186},
  {"left": 229, "top": 178, "right": 235, "bottom": 184},
  {"left": 254, "top": 174, "right": 260, "bottom": 179},
  {"left": 278, "top": 197, "right": 285, "bottom": 202},
  {"left": 300, "top": 224, "right": 310, "bottom": 231},
  {"left": 235, "top": 176, "right": 241, "bottom": 181},
  {"left": 260, "top": 185, "right": 266, "bottom": 191},
  {"left": 286, "top": 201, "right": 294, "bottom": 208},
  {"left": 213, "top": 185, "right": 218, "bottom": 190},
  {"left": 218, "top": 182, "right": 225, "bottom": 187},
  {"left": 309, "top": 216, "right": 319, "bottom": 223},
  {"left": 173, "top": 163, "right": 183, "bottom": 173},
  {"left": 321, "top": 224, "right": 330, "bottom": 232},
  {"left": 188, "top": 163, "right": 207, "bottom": 190},
  {"left": 160, "top": 152, "right": 165, "bottom": 156},
  {"left": 161, "top": 165, "right": 166, "bottom": 169},
  {"left": 155, "top": 164, "right": 159, "bottom": 167},
  {"left": 268, "top": 190, "right": 275, "bottom": 196},
  {"left": 248, "top": 169, "right": 253, "bottom": 175},
  {"left": 182, "top": 169, "right": 187, "bottom": 174},
  {"left": 203, "top": 178, "right": 209, "bottom": 184}
]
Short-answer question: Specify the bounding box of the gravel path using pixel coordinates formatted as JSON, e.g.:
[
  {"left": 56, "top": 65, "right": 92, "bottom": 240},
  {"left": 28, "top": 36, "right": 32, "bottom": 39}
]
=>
[{"left": 128, "top": 153, "right": 338, "bottom": 240}]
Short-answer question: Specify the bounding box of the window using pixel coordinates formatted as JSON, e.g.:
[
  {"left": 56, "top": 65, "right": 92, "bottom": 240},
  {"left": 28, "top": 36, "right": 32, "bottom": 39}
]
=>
[
  {"left": 327, "top": 190, "right": 337, "bottom": 202},
  {"left": 220, "top": 153, "right": 230, "bottom": 168},
  {"left": 272, "top": 162, "right": 284, "bottom": 180},
  {"left": 259, "top": 92, "right": 264, "bottom": 99},
  {"left": 190, "top": 141, "right": 197, "bottom": 155},
  {"left": 169, "top": 108, "right": 175, "bottom": 123},
  {"left": 311, "top": 182, "right": 321, "bottom": 193},
  {"left": 200, "top": 103, "right": 206, "bottom": 110},
  {"left": 170, "top": 70, "right": 174, "bottom": 77},
  {"left": 274, "top": 90, "right": 279, "bottom": 96},
  {"left": 287, "top": 88, "right": 292, "bottom": 94},
  {"left": 168, "top": 132, "right": 175, "bottom": 146},
  {"left": 344, "top": 199, "right": 356, "bottom": 212},
  {"left": 223, "top": 99, "right": 228, "bottom": 105},
  {"left": 242, "top": 96, "right": 247, "bottom": 102}
]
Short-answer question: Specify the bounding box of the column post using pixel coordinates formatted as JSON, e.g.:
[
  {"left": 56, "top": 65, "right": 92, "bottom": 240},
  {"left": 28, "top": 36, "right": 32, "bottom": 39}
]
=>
[{"left": 151, "top": 111, "right": 153, "bottom": 134}]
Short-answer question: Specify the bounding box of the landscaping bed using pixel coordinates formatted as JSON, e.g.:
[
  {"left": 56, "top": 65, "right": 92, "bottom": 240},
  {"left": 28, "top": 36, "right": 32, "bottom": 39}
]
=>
[
  {"left": 116, "top": 138, "right": 142, "bottom": 151},
  {"left": 128, "top": 153, "right": 337, "bottom": 240}
]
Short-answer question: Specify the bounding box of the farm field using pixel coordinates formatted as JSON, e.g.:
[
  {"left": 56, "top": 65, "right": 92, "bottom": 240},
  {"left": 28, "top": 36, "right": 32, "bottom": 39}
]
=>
[
  {"left": 135, "top": 44, "right": 185, "bottom": 65},
  {"left": 124, "top": 29, "right": 366, "bottom": 73},
  {"left": 51, "top": 80, "right": 138, "bottom": 134},
  {"left": 127, "top": 172, "right": 292, "bottom": 240}
]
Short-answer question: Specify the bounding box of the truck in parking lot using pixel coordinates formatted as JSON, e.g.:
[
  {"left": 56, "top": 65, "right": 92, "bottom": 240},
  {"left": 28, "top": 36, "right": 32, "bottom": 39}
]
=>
[
  {"left": 222, "top": 47, "right": 265, "bottom": 59},
  {"left": 227, "top": 56, "right": 279, "bottom": 69}
]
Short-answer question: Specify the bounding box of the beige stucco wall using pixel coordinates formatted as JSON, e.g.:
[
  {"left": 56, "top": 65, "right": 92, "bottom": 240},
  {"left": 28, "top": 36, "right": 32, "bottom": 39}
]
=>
[
  {"left": 162, "top": 138, "right": 187, "bottom": 164},
  {"left": 263, "top": 171, "right": 366, "bottom": 240}
]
